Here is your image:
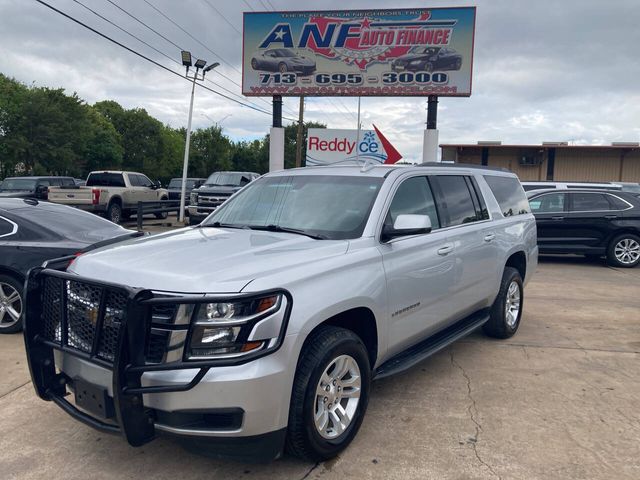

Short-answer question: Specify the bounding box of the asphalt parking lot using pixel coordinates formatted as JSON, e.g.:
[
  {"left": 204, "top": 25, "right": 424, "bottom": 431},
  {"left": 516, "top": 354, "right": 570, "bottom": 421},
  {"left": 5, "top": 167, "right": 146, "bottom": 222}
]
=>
[{"left": 1, "top": 257, "right": 638, "bottom": 480}]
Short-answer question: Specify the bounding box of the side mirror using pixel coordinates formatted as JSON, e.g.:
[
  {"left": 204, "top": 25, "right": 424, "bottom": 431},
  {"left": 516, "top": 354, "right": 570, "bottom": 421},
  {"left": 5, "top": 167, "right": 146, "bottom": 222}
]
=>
[
  {"left": 152, "top": 180, "right": 162, "bottom": 189},
  {"left": 382, "top": 214, "right": 432, "bottom": 242}
]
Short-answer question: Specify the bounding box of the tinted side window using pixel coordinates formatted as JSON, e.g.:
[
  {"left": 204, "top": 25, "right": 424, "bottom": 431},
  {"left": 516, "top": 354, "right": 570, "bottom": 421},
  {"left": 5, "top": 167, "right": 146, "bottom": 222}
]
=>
[
  {"left": 50, "top": 178, "right": 63, "bottom": 187},
  {"left": 431, "top": 175, "right": 478, "bottom": 227},
  {"left": 570, "top": 193, "right": 611, "bottom": 212},
  {"left": 606, "top": 195, "right": 631, "bottom": 210},
  {"left": 484, "top": 175, "right": 530, "bottom": 217},
  {"left": 138, "top": 175, "right": 153, "bottom": 188},
  {"left": 62, "top": 178, "right": 75, "bottom": 186},
  {"left": 86, "top": 173, "right": 125, "bottom": 187},
  {"left": 129, "top": 175, "right": 141, "bottom": 187},
  {"left": 0, "top": 218, "right": 16, "bottom": 237},
  {"left": 386, "top": 176, "right": 440, "bottom": 230},
  {"left": 529, "top": 193, "right": 566, "bottom": 213}
]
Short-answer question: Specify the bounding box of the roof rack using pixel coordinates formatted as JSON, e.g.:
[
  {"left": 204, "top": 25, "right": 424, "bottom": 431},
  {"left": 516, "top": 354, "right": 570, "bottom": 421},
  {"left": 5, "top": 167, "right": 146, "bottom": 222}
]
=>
[{"left": 418, "top": 162, "right": 511, "bottom": 173}]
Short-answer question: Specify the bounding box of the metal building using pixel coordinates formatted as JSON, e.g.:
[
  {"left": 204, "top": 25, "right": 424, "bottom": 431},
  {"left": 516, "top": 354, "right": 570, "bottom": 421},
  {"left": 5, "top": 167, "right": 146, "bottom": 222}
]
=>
[{"left": 440, "top": 142, "right": 640, "bottom": 182}]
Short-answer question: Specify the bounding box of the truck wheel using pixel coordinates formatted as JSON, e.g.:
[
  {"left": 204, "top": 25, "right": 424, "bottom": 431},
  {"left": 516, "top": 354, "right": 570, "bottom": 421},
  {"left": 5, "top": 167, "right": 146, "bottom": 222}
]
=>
[
  {"left": 107, "top": 202, "right": 122, "bottom": 224},
  {"left": 155, "top": 197, "right": 169, "bottom": 219},
  {"left": 0, "top": 274, "right": 24, "bottom": 334},
  {"left": 285, "top": 326, "right": 371, "bottom": 461},
  {"left": 606, "top": 233, "right": 640, "bottom": 268},
  {"left": 483, "top": 267, "right": 523, "bottom": 339}
]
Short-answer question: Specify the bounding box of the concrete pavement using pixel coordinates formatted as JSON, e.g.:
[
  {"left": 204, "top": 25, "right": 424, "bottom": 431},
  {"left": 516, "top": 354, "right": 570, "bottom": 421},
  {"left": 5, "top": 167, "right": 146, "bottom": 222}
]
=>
[{"left": 1, "top": 257, "right": 638, "bottom": 479}]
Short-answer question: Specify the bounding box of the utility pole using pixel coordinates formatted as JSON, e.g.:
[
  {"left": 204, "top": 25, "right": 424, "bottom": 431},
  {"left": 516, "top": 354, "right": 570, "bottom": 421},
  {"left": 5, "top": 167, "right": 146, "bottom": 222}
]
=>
[
  {"left": 355, "top": 97, "right": 361, "bottom": 162},
  {"left": 423, "top": 94, "right": 440, "bottom": 163},
  {"left": 295, "top": 96, "right": 305, "bottom": 168}
]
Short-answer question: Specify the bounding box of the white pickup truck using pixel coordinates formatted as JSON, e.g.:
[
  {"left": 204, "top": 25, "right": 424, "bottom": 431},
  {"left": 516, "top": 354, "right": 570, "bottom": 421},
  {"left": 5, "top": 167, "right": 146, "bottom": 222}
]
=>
[{"left": 48, "top": 171, "right": 168, "bottom": 223}]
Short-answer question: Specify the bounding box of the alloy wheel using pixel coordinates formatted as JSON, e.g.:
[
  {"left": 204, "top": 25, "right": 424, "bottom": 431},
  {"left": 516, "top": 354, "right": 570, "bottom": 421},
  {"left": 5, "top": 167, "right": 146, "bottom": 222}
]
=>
[
  {"left": 504, "top": 280, "right": 521, "bottom": 328},
  {"left": 314, "top": 354, "right": 361, "bottom": 440},
  {"left": 0, "top": 282, "right": 22, "bottom": 329},
  {"left": 614, "top": 238, "right": 640, "bottom": 265}
]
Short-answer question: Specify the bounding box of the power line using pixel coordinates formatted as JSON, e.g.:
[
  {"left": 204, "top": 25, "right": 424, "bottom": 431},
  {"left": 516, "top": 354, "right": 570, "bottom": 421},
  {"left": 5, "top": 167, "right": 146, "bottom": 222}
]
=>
[
  {"left": 201, "top": 0, "right": 241, "bottom": 34},
  {"left": 242, "top": 0, "right": 255, "bottom": 12},
  {"left": 103, "top": 0, "right": 243, "bottom": 92},
  {"left": 265, "top": 0, "right": 277, "bottom": 10},
  {"left": 103, "top": 0, "right": 180, "bottom": 51},
  {"left": 257, "top": 0, "right": 270, "bottom": 11},
  {"left": 34, "top": 0, "right": 302, "bottom": 121},
  {"left": 143, "top": 0, "right": 242, "bottom": 76},
  {"left": 70, "top": 0, "right": 270, "bottom": 114}
]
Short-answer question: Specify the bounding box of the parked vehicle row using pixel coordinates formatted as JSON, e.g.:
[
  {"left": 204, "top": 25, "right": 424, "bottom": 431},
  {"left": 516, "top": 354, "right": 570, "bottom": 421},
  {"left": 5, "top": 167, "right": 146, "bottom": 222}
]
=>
[
  {"left": 47, "top": 171, "right": 169, "bottom": 224},
  {"left": 0, "top": 198, "right": 139, "bottom": 333},
  {"left": 23, "top": 163, "right": 537, "bottom": 462},
  {"left": 0, "top": 176, "right": 75, "bottom": 200}
]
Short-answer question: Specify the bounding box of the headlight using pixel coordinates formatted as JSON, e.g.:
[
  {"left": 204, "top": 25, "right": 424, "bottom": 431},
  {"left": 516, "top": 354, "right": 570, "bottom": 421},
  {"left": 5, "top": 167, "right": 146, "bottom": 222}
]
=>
[
  {"left": 186, "top": 293, "right": 286, "bottom": 360},
  {"left": 190, "top": 192, "right": 198, "bottom": 204},
  {"left": 409, "top": 59, "right": 422, "bottom": 65}
]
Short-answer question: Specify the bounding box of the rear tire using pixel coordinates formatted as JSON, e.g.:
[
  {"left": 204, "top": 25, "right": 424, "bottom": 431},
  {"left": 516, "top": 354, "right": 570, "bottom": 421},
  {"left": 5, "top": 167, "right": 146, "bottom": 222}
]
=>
[
  {"left": 483, "top": 267, "right": 523, "bottom": 339},
  {"left": 107, "top": 202, "right": 122, "bottom": 224},
  {"left": 606, "top": 233, "right": 640, "bottom": 268},
  {"left": 279, "top": 62, "right": 288, "bottom": 73},
  {"left": 0, "top": 274, "right": 24, "bottom": 334},
  {"left": 285, "top": 326, "right": 371, "bottom": 462}
]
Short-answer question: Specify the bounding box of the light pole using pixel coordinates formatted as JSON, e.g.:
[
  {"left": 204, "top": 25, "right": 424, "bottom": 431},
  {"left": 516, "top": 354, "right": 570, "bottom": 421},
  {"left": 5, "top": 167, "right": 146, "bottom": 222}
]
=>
[{"left": 178, "top": 50, "right": 219, "bottom": 223}]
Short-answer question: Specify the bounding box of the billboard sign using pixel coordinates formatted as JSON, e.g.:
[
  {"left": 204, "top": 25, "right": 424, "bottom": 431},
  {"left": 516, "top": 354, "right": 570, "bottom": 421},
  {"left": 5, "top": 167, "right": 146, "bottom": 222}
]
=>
[
  {"left": 243, "top": 7, "right": 476, "bottom": 97},
  {"left": 306, "top": 127, "right": 402, "bottom": 165}
]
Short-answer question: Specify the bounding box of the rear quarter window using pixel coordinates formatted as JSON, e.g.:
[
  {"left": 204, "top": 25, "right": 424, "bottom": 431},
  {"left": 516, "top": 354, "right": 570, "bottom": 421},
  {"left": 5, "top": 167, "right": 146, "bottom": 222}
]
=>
[
  {"left": 484, "top": 175, "right": 531, "bottom": 217},
  {"left": 86, "top": 173, "right": 126, "bottom": 187}
]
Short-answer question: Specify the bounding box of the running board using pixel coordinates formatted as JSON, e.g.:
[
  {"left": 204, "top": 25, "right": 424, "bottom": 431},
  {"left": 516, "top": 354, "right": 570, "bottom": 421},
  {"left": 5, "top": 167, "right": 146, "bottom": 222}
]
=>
[{"left": 374, "top": 310, "right": 490, "bottom": 379}]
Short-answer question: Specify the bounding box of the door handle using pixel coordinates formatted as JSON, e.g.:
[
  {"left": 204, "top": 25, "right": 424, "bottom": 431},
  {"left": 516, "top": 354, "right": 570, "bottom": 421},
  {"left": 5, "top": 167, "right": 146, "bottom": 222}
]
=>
[
  {"left": 483, "top": 233, "right": 496, "bottom": 242},
  {"left": 437, "top": 245, "right": 454, "bottom": 256},
  {"left": 604, "top": 214, "right": 618, "bottom": 219},
  {"left": 551, "top": 216, "right": 564, "bottom": 221}
]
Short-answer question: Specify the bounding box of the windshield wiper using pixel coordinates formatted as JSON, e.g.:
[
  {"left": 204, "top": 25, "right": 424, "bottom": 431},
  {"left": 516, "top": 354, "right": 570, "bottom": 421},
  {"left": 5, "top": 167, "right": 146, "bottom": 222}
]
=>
[
  {"left": 247, "top": 224, "right": 326, "bottom": 240},
  {"left": 200, "top": 221, "right": 248, "bottom": 229}
]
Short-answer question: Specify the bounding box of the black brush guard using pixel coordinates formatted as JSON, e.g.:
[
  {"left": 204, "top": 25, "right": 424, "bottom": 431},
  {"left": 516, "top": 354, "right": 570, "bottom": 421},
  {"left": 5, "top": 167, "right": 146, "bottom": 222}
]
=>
[{"left": 23, "top": 266, "right": 213, "bottom": 447}]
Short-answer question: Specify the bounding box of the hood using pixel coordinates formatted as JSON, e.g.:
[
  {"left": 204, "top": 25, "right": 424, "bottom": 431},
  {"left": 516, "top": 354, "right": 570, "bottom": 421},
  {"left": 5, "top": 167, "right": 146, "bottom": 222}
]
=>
[
  {"left": 69, "top": 227, "right": 349, "bottom": 293},
  {"left": 290, "top": 57, "right": 315, "bottom": 66},
  {"left": 195, "top": 186, "right": 239, "bottom": 195}
]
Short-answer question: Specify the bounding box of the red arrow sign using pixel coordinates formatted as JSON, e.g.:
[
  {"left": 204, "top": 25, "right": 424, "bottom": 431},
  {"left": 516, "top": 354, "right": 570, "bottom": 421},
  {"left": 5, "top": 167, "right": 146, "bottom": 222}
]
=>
[{"left": 373, "top": 124, "right": 403, "bottom": 164}]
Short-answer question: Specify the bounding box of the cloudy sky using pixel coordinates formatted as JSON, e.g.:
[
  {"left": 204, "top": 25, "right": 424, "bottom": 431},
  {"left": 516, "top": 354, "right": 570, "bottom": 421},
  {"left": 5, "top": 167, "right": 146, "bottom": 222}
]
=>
[{"left": 1, "top": 0, "right": 639, "bottom": 161}]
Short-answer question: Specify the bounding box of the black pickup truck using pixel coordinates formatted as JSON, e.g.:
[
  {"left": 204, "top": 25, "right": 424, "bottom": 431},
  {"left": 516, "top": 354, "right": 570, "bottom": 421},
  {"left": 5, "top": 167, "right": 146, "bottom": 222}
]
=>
[{"left": 187, "top": 171, "right": 259, "bottom": 225}]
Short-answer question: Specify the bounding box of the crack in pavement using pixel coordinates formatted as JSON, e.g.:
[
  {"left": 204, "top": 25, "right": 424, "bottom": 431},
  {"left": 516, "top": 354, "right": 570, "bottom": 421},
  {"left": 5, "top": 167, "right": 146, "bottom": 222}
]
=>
[
  {"left": 299, "top": 462, "right": 320, "bottom": 480},
  {"left": 450, "top": 350, "right": 502, "bottom": 480},
  {"left": 0, "top": 380, "right": 31, "bottom": 400}
]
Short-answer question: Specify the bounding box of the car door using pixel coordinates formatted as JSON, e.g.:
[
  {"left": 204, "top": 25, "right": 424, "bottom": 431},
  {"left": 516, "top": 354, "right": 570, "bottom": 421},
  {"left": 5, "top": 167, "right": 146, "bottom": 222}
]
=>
[
  {"left": 430, "top": 174, "right": 499, "bottom": 317},
  {"left": 529, "top": 192, "right": 569, "bottom": 252},
  {"left": 378, "top": 175, "right": 456, "bottom": 356},
  {"left": 563, "top": 192, "right": 621, "bottom": 252},
  {"left": 137, "top": 174, "right": 158, "bottom": 201}
]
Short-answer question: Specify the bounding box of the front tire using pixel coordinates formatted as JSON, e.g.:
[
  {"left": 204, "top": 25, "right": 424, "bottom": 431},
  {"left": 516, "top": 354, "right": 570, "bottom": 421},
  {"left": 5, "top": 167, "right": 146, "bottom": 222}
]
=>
[
  {"left": 278, "top": 62, "right": 288, "bottom": 73},
  {"left": 285, "top": 326, "right": 371, "bottom": 461},
  {"left": 607, "top": 233, "right": 640, "bottom": 268},
  {"left": 483, "top": 267, "right": 523, "bottom": 339},
  {"left": 0, "top": 274, "right": 24, "bottom": 334}
]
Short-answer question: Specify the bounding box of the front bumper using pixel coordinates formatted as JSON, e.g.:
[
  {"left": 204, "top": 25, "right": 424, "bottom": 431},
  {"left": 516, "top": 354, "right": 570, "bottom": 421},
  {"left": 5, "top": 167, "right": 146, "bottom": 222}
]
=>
[{"left": 23, "top": 266, "right": 295, "bottom": 460}]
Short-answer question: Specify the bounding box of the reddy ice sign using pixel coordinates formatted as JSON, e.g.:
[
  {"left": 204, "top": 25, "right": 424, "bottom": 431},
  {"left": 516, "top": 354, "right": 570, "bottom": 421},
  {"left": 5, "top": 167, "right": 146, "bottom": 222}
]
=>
[
  {"left": 242, "top": 7, "right": 476, "bottom": 97},
  {"left": 306, "top": 127, "right": 402, "bottom": 165}
]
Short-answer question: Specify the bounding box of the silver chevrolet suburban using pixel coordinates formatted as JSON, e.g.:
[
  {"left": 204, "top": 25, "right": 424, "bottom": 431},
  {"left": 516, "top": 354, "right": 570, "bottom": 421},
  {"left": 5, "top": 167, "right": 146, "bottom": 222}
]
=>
[{"left": 24, "top": 163, "right": 538, "bottom": 462}]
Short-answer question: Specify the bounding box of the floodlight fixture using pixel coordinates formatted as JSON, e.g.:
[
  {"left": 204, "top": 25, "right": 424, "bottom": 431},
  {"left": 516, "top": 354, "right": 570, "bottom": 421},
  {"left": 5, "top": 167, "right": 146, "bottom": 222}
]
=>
[
  {"left": 181, "top": 50, "right": 193, "bottom": 67},
  {"left": 194, "top": 58, "right": 207, "bottom": 69},
  {"left": 203, "top": 62, "right": 220, "bottom": 73}
]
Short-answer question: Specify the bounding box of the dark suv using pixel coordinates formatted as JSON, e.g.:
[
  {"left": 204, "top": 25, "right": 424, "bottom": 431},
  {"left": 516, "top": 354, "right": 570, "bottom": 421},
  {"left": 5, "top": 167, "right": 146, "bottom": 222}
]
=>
[
  {"left": 528, "top": 189, "right": 640, "bottom": 267},
  {"left": 167, "top": 177, "right": 206, "bottom": 204},
  {"left": 0, "top": 176, "right": 76, "bottom": 200},
  {"left": 188, "top": 171, "right": 259, "bottom": 225}
]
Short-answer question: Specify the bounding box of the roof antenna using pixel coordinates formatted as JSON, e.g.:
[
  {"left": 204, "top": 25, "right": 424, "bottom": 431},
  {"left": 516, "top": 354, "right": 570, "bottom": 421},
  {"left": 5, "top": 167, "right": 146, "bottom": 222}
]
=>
[{"left": 360, "top": 158, "right": 377, "bottom": 173}]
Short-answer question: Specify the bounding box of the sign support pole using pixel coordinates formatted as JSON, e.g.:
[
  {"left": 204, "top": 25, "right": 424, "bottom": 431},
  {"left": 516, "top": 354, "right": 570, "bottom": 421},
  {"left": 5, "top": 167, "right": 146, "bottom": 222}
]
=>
[
  {"left": 295, "top": 96, "right": 304, "bottom": 168},
  {"left": 423, "top": 95, "right": 439, "bottom": 163},
  {"left": 355, "top": 97, "right": 361, "bottom": 162},
  {"left": 270, "top": 95, "right": 285, "bottom": 172}
]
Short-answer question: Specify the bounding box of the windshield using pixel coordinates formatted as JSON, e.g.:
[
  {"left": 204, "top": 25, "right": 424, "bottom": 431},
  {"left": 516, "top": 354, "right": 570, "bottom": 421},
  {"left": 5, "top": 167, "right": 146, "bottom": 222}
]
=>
[
  {"left": 418, "top": 47, "right": 439, "bottom": 55},
  {"left": 276, "top": 49, "right": 295, "bottom": 57},
  {"left": 0, "top": 178, "right": 37, "bottom": 191},
  {"left": 168, "top": 179, "right": 197, "bottom": 189},
  {"left": 205, "top": 172, "right": 242, "bottom": 187},
  {"left": 203, "top": 175, "right": 384, "bottom": 240}
]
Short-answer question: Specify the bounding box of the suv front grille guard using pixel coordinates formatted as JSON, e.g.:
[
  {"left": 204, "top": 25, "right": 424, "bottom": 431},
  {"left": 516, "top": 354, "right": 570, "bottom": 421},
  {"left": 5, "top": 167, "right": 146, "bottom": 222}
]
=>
[{"left": 23, "top": 267, "right": 215, "bottom": 447}]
